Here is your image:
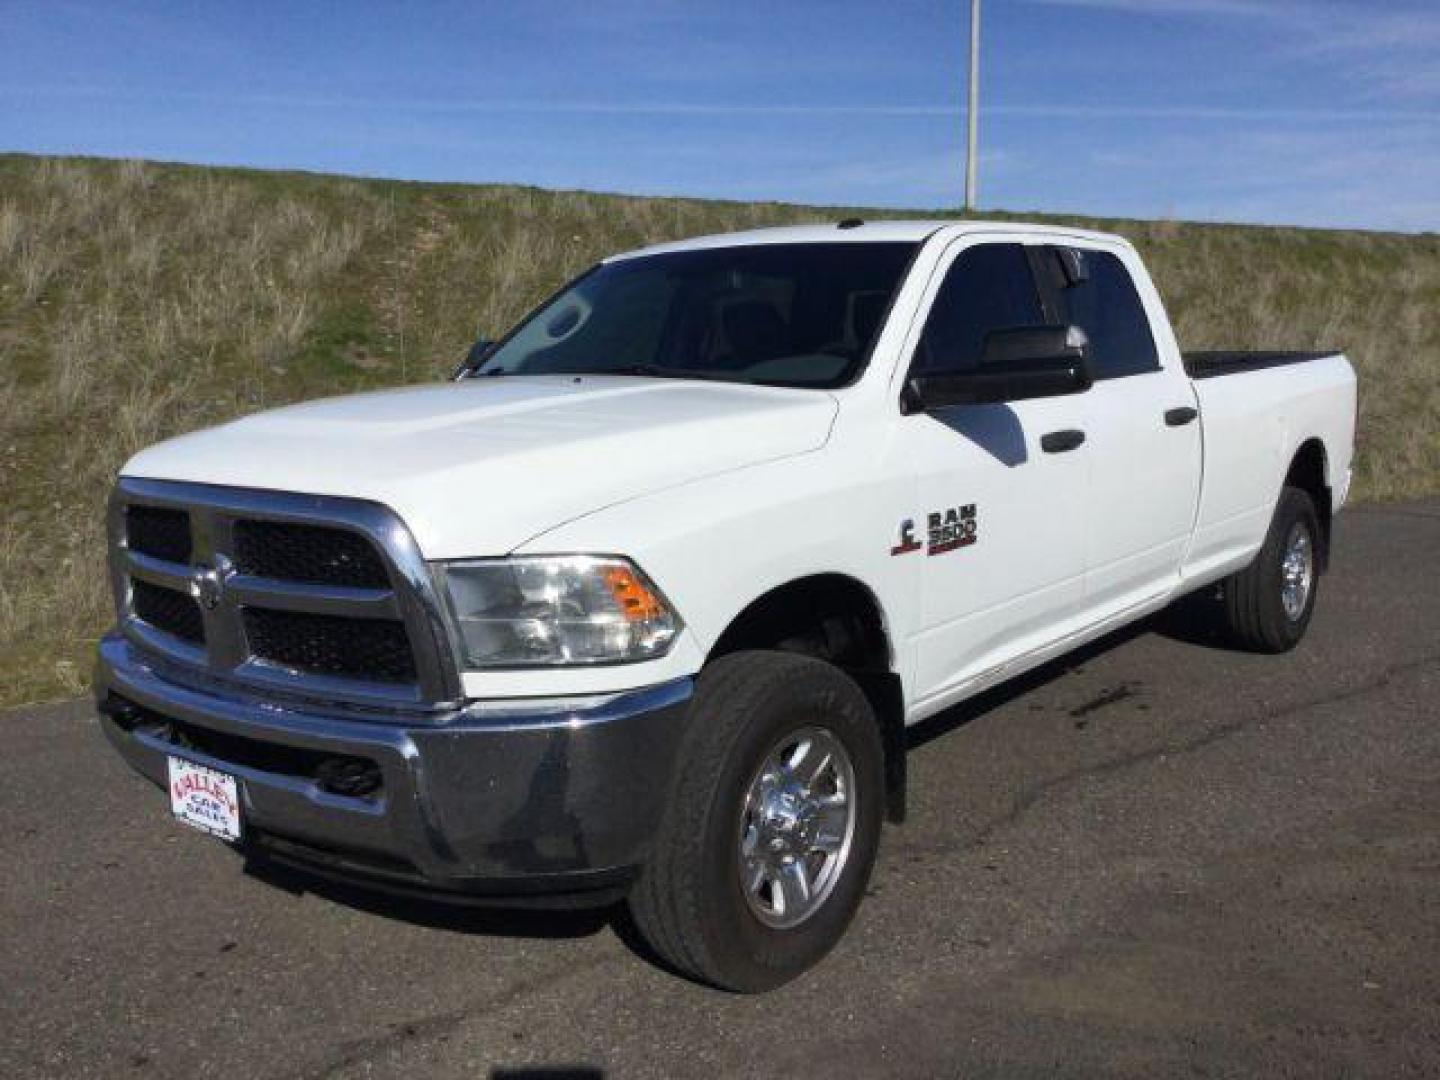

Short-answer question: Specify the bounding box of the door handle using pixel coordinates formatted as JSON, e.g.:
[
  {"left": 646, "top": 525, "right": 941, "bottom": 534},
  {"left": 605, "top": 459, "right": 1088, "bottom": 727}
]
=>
[
  {"left": 1040, "top": 429, "right": 1086, "bottom": 453},
  {"left": 1164, "top": 406, "right": 1198, "bottom": 427}
]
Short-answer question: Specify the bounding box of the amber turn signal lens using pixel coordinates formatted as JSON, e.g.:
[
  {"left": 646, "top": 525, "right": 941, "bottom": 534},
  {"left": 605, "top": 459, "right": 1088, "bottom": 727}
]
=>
[{"left": 602, "top": 564, "right": 666, "bottom": 622}]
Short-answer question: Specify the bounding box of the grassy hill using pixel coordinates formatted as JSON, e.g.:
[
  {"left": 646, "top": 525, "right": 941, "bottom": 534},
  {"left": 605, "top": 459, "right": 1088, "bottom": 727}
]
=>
[{"left": 1, "top": 153, "right": 1436, "bottom": 705}]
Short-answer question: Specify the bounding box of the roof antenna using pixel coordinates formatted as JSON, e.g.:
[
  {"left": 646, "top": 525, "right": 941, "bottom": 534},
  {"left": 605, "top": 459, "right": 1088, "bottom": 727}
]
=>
[{"left": 837, "top": 218, "right": 864, "bottom": 229}]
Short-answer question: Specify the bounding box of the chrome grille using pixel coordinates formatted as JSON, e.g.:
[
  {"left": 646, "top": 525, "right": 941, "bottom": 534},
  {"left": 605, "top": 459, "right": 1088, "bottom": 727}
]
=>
[
  {"left": 109, "top": 478, "right": 461, "bottom": 711},
  {"left": 233, "top": 520, "right": 390, "bottom": 588},
  {"left": 131, "top": 579, "right": 205, "bottom": 644},
  {"left": 243, "top": 607, "right": 416, "bottom": 683},
  {"left": 125, "top": 505, "right": 192, "bottom": 563}
]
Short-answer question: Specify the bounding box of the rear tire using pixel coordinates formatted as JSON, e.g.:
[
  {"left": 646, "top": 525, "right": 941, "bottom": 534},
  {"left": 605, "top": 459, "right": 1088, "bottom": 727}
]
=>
[
  {"left": 1220, "top": 485, "right": 1321, "bottom": 653},
  {"left": 628, "top": 651, "right": 884, "bottom": 992}
]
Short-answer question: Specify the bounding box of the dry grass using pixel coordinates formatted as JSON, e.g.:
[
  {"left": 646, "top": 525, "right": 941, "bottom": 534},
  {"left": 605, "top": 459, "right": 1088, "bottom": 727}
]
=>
[
  {"left": 0, "top": 157, "right": 389, "bottom": 702},
  {"left": 0, "top": 153, "right": 1435, "bottom": 705}
]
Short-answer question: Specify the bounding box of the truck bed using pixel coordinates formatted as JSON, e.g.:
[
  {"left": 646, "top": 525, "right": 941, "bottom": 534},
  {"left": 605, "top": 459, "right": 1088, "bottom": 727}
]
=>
[
  {"left": 1182, "top": 350, "right": 1342, "bottom": 380},
  {"left": 1182, "top": 349, "right": 1356, "bottom": 587}
]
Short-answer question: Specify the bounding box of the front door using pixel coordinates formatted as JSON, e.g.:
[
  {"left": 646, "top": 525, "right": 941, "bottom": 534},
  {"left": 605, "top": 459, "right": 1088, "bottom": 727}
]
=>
[{"left": 896, "top": 240, "right": 1090, "bottom": 709}]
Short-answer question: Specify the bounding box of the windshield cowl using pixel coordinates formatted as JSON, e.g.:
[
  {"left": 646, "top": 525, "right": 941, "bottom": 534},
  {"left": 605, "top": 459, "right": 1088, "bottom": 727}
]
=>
[{"left": 476, "top": 362, "right": 735, "bottom": 383}]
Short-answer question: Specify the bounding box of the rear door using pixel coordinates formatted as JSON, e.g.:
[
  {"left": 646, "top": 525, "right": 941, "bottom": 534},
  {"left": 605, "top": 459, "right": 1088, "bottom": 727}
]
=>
[
  {"left": 1033, "top": 245, "right": 1202, "bottom": 615},
  {"left": 896, "top": 239, "right": 1090, "bottom": 708}
]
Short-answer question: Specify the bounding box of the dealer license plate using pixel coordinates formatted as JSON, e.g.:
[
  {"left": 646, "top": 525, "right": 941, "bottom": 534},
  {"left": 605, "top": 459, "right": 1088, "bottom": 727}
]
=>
[{"left": 167, "top": 757, "right": 242, "bottom": 842}]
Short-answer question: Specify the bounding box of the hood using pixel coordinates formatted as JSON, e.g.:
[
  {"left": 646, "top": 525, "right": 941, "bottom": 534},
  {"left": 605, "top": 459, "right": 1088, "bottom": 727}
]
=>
[{"left": 122, "top": 376, "right": 839, "bottom": 557}]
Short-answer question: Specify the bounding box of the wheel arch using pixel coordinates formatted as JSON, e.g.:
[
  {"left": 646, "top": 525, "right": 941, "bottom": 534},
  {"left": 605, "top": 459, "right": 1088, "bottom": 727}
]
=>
[
  {"left": 1284, "top": 437, "right": 1333, "bottom": 572},
  {"left": 707, "top": 573, "right": 908, "bottom": 823}
]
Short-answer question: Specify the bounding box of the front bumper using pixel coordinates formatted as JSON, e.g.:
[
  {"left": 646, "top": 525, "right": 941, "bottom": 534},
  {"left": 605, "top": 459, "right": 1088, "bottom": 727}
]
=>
[{"left": 96, "top": 633, "right": 694, "bottom": 906}]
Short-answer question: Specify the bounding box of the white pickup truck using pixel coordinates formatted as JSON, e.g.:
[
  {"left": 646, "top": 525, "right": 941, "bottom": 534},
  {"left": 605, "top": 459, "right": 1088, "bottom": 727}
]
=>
[{"left": 98, "top": 220, "right": 1357, "bottom": 991}]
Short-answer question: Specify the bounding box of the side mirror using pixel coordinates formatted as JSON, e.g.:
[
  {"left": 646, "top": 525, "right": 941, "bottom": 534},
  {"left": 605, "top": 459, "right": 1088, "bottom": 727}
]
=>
[
  {"left": 451, "top": 338, "right": 496, "bottom": 380},
  {"left": 901, "top": 325, "right": 1092, "bottom": 413}
]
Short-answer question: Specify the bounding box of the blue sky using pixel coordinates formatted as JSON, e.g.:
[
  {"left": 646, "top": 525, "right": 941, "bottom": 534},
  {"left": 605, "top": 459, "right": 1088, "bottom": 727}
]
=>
[{"left": 3, "top": 0, "right": 1437, "bottom": 231}]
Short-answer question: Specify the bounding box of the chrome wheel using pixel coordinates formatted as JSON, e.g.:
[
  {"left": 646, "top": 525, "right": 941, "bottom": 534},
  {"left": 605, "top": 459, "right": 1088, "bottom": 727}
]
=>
[
  {"left": 737, "top": 726, "right": 857, "bottom": 929},
  {"left": 1280, "top": 521, "right": 1314, "bottom": 622}
]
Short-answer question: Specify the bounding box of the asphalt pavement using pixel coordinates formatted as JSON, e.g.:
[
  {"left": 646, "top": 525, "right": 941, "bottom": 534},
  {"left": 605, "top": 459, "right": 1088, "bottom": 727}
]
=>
[{"left": 2, "top": 500, "right": 1437, "bottom": 1078}]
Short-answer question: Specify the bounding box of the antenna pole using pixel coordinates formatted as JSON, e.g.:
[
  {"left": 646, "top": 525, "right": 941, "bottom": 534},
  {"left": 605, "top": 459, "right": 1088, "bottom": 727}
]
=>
[{"left": 964, "top": 0, "right": 981, "bottom": 211}]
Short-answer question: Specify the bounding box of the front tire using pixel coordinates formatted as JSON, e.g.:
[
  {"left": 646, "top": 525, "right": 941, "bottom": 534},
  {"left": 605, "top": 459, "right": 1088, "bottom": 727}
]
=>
[
  {"left": 1220, "top": 485, "right": 1322, "bottom": 653},
  {"left": 628, "top": 651, "right": 884, "bottom": 992}
]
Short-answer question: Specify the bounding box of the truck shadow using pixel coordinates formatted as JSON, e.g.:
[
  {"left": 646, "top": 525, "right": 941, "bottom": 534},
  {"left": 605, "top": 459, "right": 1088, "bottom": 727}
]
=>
[
  {"left": 906, "top": 590, "right": 1233, "bottom": 750},
  {"left": 241, "top": 857, "right": 614, "bottom": 940}
]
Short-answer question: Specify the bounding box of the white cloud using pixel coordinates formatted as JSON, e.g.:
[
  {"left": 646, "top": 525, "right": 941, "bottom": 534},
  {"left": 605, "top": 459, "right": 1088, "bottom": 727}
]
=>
[
  {"left": 1026, "top": 0, "right": 1440, "bottom": 103},
  {"left": 1031, "top": 0, "right": 1276, "bottom": 14},
  {"left": 1077, "top": 120, "right": 1440, "bottom": 231},
  {"left": 1, "top": 83, "right": 1431, "bottom": 125}
]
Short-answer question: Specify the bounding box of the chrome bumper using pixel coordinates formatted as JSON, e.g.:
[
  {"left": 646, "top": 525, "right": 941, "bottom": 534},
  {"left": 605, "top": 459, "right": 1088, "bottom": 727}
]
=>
[{"left": 96, "top": 633, "right": 694, "bottom": 904}]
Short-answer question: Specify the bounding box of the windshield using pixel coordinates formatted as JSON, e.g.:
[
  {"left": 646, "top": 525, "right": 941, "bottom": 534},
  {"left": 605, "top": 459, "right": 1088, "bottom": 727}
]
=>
[{"left": 474, "top": 242, "right": 918, "bottom": 388}]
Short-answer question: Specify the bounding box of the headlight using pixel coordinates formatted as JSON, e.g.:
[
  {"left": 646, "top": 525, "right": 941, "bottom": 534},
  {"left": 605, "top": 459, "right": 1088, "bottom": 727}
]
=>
[{"left": 436, "top": 556, "right": 682, "bottom": 669}]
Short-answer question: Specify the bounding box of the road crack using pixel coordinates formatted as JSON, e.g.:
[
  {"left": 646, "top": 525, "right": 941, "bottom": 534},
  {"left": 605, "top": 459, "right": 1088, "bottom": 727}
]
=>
[
  {"left": 935, "top": 651, "right": 1440, "bottom": 859},
  {"left": 288, "top": 952, "right": 619, "bottom": 1080}
]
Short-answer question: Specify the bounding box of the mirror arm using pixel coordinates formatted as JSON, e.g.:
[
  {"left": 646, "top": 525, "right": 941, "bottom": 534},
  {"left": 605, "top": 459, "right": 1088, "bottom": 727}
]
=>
[{"left": 899, "top": 379, "right": 926, "bottom": 416}]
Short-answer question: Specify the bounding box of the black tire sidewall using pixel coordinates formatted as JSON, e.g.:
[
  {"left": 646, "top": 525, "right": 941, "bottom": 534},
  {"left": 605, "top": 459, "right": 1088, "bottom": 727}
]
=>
[
  {"left": 1259, "top": 487, "right": 1321, "bottom": 648},
  {"left": 692, "top": 658, "right": 884, "bottom": 991}
]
